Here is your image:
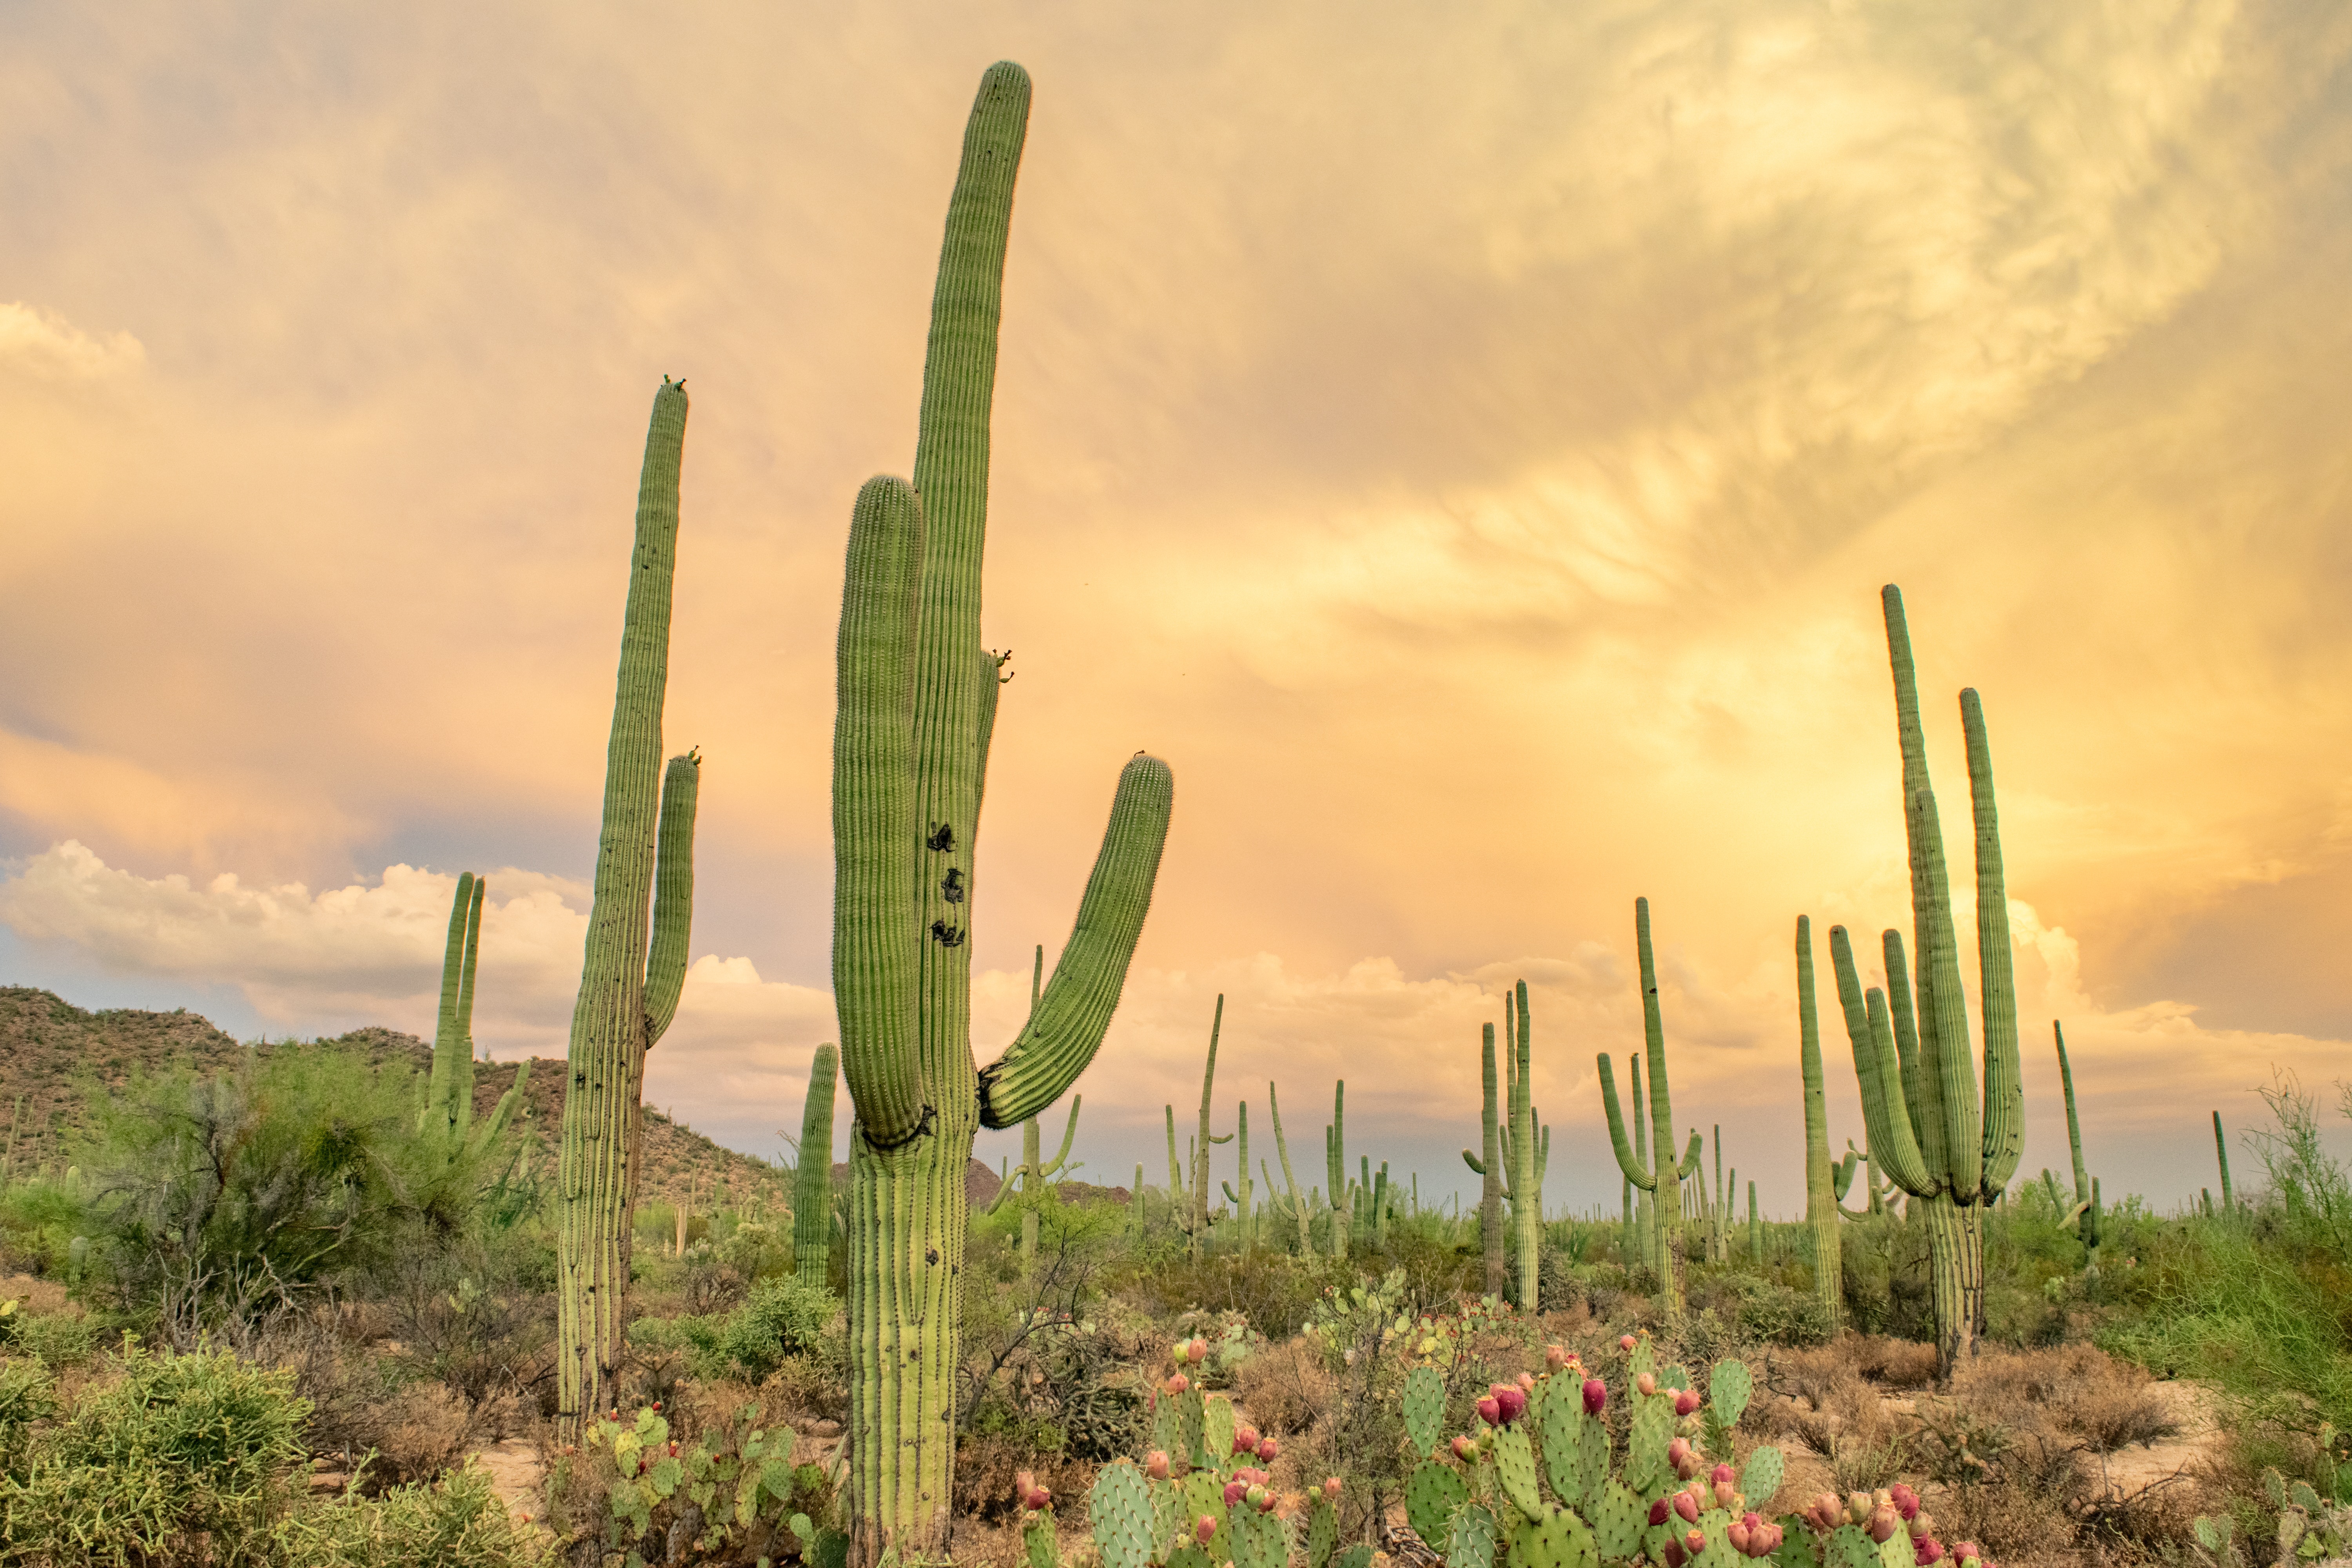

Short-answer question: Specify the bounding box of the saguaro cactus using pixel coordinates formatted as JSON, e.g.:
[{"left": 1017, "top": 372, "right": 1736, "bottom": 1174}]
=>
[
  {"left": 1499, "top": 984, "right": 1548, "bottom": 1307},
  {"left": 1220, "top": 1101, "right": 1254, "bottom": 1244},
  {"left": 828, "top": 63, "right": 1174, "bottom": 1564},
  {"left": 1825, "top": 582, "right": 2024, "bottom": 1376},
  {"left": 2212, "top": 1111, "right": 2236, "bottom": 1212},
  {"left": 1599, "top": 898, "right": 1688, "bottom": 1318},
  {"left": 1794, "top": 915, "right": 1842, "bottom": 1327},
  {"left": 1461, "top": 1022, "right": 1507, "bottom": 1296},
  {"left": 1191, "top": 996, "right": 1233, "bottom": 1255},
  {"left": 795, "top": 1045, "right": 840, "bottom": 1287},
  {"left": 2053, "top": 1022, "right": 2100, "bottom": 1270},
  {"left": 424, "top": 872, "right": 486, "bottom": 1139},
  {"left": 1324, "top": 1083, "right": 1352, "bottom": 1259},
  {"left": 555, "top": 381, "right": 702, "bottom": 1435},
  {"left": 1266, "top": 1082, "right": 1314, "bottom": 1254},
  {"left": 1748, "top": 1178, "right": 1762, "bottom": 1263}
]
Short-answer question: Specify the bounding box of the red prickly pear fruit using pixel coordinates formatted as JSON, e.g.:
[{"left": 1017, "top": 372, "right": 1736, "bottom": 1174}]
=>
[
  {"left": 1951, "top": 1546, "right": 1980, "bottom": 1568},
  {"left": 1258, "top": 1490, "right": 1278, "bottom": 1514},
  {"left": 1033, "top": 1488, "right": 1055, "bottom": 1510},
  {"left": 1146, "top": 1451, "right": 1171, "bottom": 1480},
  {"left": 1649, "top": 1499, "right": 1670, "bottom": 1526},
  {"left": 1224, "top": 1481, "right": 1247, "bottom": 1506},
  {"left": 1476, "top": 1396, "right": 1502, "bottom": 1425},
  {"left": 1637, "top": 1372, "right": 1657, "bottom": 1397},
  {"left": 1496, "top": 1387, "right": 1527, "bottom": 1423},
  {"left": 1662, "top": 1542, "right": 1687, "bottom": 1568},
  {"left": 1673, "top": 1492, "right": 1700, "bottom": 1523},
  {"left": 1712, "top": 1464, "right": 1736, "bottom": 1486},
  {"left": 1234, "top": 1427, "right": 1259, "bottom": 1455},
  {"left": 1673, "top": 1388, "right": 1701, "bottom": 1417},
  {"left": 1323, "top": 1477, "right": 1343, "bottom": 1501},
  {"left": 1620, "top": 1334, "right": 1638, "bottom": 1351},
  {"left": 1168, "top": 1373, "right": 1191, "bottom": 1395},
  {"left": 1187, "top": 1337, "right": 1209, "bottom": 1363},
  {"left": 1258, "top": 1437, "right": 1279, "bottom": 1462},
  {"left": 1196, "top": 1516, "right": 1218, "bottom": 1544},
  {"left": 1714, "top": 1480, "right": 1737, "bottom": 1510},
  {"left": 1869, "top": 1505, "right": 1900, "bottom": 1543},
  {"left": 1891, "top": 1483, "right": 1920, "bottom": 1519},
  {"left": 1451, "top": 1436, "right": 1477, "bottom": 1461},
  {"left": 1583, "top": 1377, "right": 1606, "bottom": 1414},
  {"left": 1685, "top": 1528, "right": 1708, "bottom": 1555},
  {"left": 1728, "top": 1521, "right": 1752, "bottom": 1554},
  {"left": 1916, "top": 1541, "right": 1944, "bottom": 1565},
  {"left": 1667, "top": 1438, "right": 1690, "bottom": 1465}
]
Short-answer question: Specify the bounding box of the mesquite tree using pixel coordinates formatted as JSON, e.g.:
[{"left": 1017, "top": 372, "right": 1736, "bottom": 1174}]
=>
[
  {"left": 1826, "top": 584, "right": 2023, "bottom": 1377},
  {"left": 555, "top": 380, "right": 701, "bottom": 1434},
  {"left": 828, "top": 62, "right": 1173, "bottom": 1564}
]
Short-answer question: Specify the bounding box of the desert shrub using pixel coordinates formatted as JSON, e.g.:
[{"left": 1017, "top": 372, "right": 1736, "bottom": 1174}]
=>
[
  {"left": 1122, "top": 1250, "right": 1352, "bottom": 1341},
  {"left": 0, "top": 1345, "right": 308, "bottom": 1564},
  {"left": 0, "top": 1313, "right": 93, "bottom": 1370},
  {"left": 715, "top": 1276, "right": 835, "bottom": 1384},
  {"left": 272, "top": 1461, "right": 548, "bottom": 1568},
  {"left": 0, "top": 1363, "right": 53, "bottom": 1475},
  {"left": 1727, "top": 1276, "right": 1835, "bottom": 1348}
]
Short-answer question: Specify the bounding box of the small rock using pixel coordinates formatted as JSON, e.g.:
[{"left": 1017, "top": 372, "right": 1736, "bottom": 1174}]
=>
[{"left": 811, "top": 1419, "right": 842, "bottom": 1437}]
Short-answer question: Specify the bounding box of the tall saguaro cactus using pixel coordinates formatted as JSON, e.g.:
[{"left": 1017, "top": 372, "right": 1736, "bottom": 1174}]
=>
[
  {"left": 1461, "top": 1022, "right": 1507, "bottom": 1296},
  {"left": 795, "top": 1045, "right": 840, "bottom": 1287},
  {"left": 1324, "top": 1082, "right": 1352, "bottom": 1259},
  {"left": 828, "top": 63, "right": 1174, "bottom": 1564},
  {"left": 1599, "top": 898, "right": 1688, "bottom": 1318},
  {"left": 1267, "top": 1082, "right": 1314, "bottom": 1254},
  {"left": 1826, "top": 584, "right": 2024, "bottom": 1376},
  {"left": 2212, "top": 1111, "right": 2236, "bottom": 1212},
  {"left": 1794, "top": 915, "right": 1842, "bottom": 1328},
  {"left": 2053, "top": 1022, "right": 2100, "bottom": 1270},
  {"left": 1190, "top": 996, "right": 1232, "bottom": 1255},
  {"left": 424, "top": 871, "right": 486, "bottom": 1139},
  {"left": 556, "top": 381, "right": 702, "bottom": 1436}
]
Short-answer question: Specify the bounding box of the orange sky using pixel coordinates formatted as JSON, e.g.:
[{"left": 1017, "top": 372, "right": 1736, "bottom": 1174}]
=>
[{"left": 4, "top": 3, "right": 2350, "bottom": 1212}]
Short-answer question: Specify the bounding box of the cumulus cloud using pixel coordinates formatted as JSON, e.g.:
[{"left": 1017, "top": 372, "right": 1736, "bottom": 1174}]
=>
[{"left": 0, "top": 301, "right": 142, "bottom": 383}]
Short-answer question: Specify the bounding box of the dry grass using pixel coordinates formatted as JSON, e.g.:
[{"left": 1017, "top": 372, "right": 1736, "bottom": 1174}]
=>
[{"left": 1230, "top": 1337, "right": 1335, "bottom": 1439}]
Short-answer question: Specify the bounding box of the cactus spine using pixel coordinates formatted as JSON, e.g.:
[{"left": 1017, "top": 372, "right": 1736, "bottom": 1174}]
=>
[
  {"left": 2213, "top": 1110, "right": 2236, "bottom": 1212},
  {"left": 555, "top": 381, "right": 701, "bottom": 1436},
  {"left": 827, "top": 64, "right": 1173, "bottom": 1561},
  {"left": 1598, "top": 898, "right": 1687, "bottom": 1318},
  {"left": 1462, "top": 1021, "right": 1508, "bottom": 1295},
  {"left": 794, "top": 1045, "right": 840, "bottom": 1287},
  {"left": 1267, "top": 1082, "right": 1315, "bottom": 1254},
  {"left": 424, "top": 872, "right": 485, "bottom": 1138},
  {"left": 1795, "top": 915, "right": 1842, "bottom": 1327}
]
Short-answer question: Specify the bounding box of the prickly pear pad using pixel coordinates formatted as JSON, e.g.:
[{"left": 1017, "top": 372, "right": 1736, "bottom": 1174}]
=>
[
  {"left": 1203, "top": 1394, "right": 1237, "bottom": 1468},
  {"left": 1593, "top": 1479, "right": 1646, "bottom": 1561},
  {"left": 1089, "top": 1460, "right": 1156, "bottom": 1568},
  {"left": 1406, "top": 1459, "right": 1470, "bottom": 1545},
  {"left": 1709, "top": 1358, "right": 1753, "bottom": 1428},
  {"left": 1025, "top": 1516, "right": 1058, "bottom": 1568},
  {"left": 1151, "top": 1474, "right": 1184, "bottom": 1560},
  {"left": 1628, "top": 1336, "right": 1658, "bottom": 1384},
  {"left": 1539, "top": 1384, "right": 1585, "bottom": 1507},
  {"left": 1447, "top": 1501, "right": 1503, "bottom": 1568},
  {"left": 1404, "top": 1364, "right": 1446, "bottom": 1458},
  {"left": 1180, "top": 1470, "right": 1226, "bottom": 1553},
  {"left": 1576, "top": 1414, "right": 1611, "bottom": 1503},
  {"left": 1307, "top": 1494, "right": 1338, "bottom": 1568},
  {"left": 1228, "top": 1501, "right": 1289, "bottom": 1568},
  {"left": 1823, "top": 1523, "right": 1880, "bottom": 1568},
  {"left": 1504, "top": 1504, "right": 1597, "bottom": 1568},
  {"left": 1178, "top": 1386, "right": 1206, "bottom": 1469},
  {"left": 1152, "top": 1396, "right": 1182, "bottom": 1464},
  {"left": 1736, "top": 1444, "right": 1784, "bottom": 1509},
  {"left": 1165, "top": 1546, "right": 1212, "bottom": 1568},
  {"left": 1691, "top": 1511, "right": 1740, "bottom": 1568},
  {"left": 1490, "top": 1423, "right": 1545, "bottom": 1521},
  {"left": 1626, "top": 1394, "right": 1675, "bottom": 1493}
]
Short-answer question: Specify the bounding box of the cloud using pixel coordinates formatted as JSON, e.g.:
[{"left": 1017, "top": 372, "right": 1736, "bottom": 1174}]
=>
[{"left": 0, "top": 302, "right": 143, "bottom": 383}]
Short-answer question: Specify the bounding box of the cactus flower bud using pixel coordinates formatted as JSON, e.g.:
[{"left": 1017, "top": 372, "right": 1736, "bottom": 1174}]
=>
[
  {"left": 1196, "top": 1517, "right": 1218, "bottom": 1545},
  {"left": 1728, "top": 1520, "right": 1752, "bottom": 1554},
  {"left": 1323, "top": 1477, "right": 1343, "bottom": 1501},
  {"left": 1620, "top": 1334, "right": 1638, "bottom": 1351},
  {"left": 1146, "top": 1451, "right": 1171, "bottom": 1480},
  {"left": 1224, "top": 1481, "right": 1248, "bottom": 1507},
  {"left": 1637, "top": 1372, "right": 1657, "bottom": 1397},
  {"left": 1891, "top": 1483, "right": 1919, "bottom": 1520},
  {"left": 1848, "top": 1492, "right": 1873, "bottom": 1523},
  {"left": 1243, "top": 1484, "right": 1267, "bottom": 1508},
  {"left": 1673, "top": 1388, "right": 1701, "bottom": 1417},
  {"left": 1167, "top": 1373, "right": 1190, "bottom": 1395},
  {"left": 1915, "top": 1541, "right": 1944, "bottom": 1565},
  {"left": 1583, "top": 1377, "right": 1606, "bottom": 1414},
  {"left": 1171, "top": 1341, "right": 1190, "bottom": 1363},
  {"left": 1187, "top": 1337, "right": 1209, "bottom": 1363},
  {"left": 1713, "top": 1463, "right": 1736, "bottom": 1487},
  {"left": 1496, "top": 1387, "right": 1527, "bottom": 1423},
  {"left": 1451, "top": 1435, "right": 1477, "bottom": 1461},
  {"left": 1476, "top": 1395, "right": 1502, "bottom": 1425},
  {"left": 1649, "top": 1499, "right": 1671, "bottom": 1527},
  {"left": 1673, "top": 1491, "right": 1700, "bottom": 1524},
  {"left": 1686, "top": 1528, "right": 1708, "bottom": 1556},
  {"left": 1869, "top": 1505, "right": 1900, "bottom": 1544}
]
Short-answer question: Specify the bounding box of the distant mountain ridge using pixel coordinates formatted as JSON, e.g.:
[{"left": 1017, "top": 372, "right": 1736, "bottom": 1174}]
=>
[{"left": 0, "top": 986, "right": 787, "bottom": 1210}]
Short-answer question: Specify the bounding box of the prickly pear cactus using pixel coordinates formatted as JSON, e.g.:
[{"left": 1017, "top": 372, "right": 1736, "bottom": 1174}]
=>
[
  {"left": 1202, "top": 1394, "right": 1237, "bottom": 1469},
  {"left": 1180, "top": 1470, "right": 1226, "bottom": 1550},
  {"left": 1822, "top": 1524, "right": 1880, "bottom": 1568},
  {"left": 1709, "top": 1358, "right": 1753, "bottom": 1427},
  {"left": 1408, "top": 1461, "right": 1471, "bottom": 1545},
  {"left": 1540, "top": 1392, "right": 1585, "bottom": 1507},
  {"left": 1336, "top": 1546, "right": 1374, "bottom": 1568},
  {"left": 1229, "top": 1505, "right": 1289, "bottom": 1568},
  {"left": 1626, "top": 1394, "right": 1675, "bottom": 1492},
  {"left": 1405, "top": 1364, "right": 1448, "bottom": 1458},
  {"left": 1575, "top": 1416, "right": 1610, "bottom": 1504},
  {"left": 1151, "top": 1472, "right": 1184, "bottom": 1556},
  {"left": 1627, "top": 1336, "right": 1658, "bottom": 1383},
  {"left": 1025, "top": 1515, "right": 1058, "bottom": 1568},
  {"left": 1178, "top": 1386, "right": 1207, "bottom": 1470},
  {"left": 1152, "top": 1395, "right": 1182, "bottom": 1463},
  {"left": 1592, "top": 1480, "right": 1646, "bottom": 1560},
  {"left": 1737, "top": 1445, "right": 1784, "bottom": 1509},
  {"left": 1089, "top": 1460, "right": 1156, "bottom": 1568},
  {"left": 1167, "top": 1546, "right": 1213, "bottom": 1568},
  {"left": 1446, "top": 1500, "right": 1502, "bottom": 1568},
  {"left": 1506, "top": 1504, "right": 1597, "bottom": 1568},
  {"left": 1306, "top": 1492, "right": 1338, "bottom": 1568},
  {"left": 1490, "top": 1424, "right": 1544, "bottom": 1521}
]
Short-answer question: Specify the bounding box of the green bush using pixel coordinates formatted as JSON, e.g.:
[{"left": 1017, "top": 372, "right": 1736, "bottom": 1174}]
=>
[
  {"left": 0, "top": 1345, "right": 308, "bottom": 1564},
  {"left": 715, "top": 1276, "right": 836, "bottom": 1383},
  {"left": 0, "top": 1363, "right": 53, "bottom": 1475},
  {"left": 0, "top": 1315, "right": 95, "bottom": 1370},
  {"left": 271, "top": 1462, "right": 548, "bottom": 1568}
]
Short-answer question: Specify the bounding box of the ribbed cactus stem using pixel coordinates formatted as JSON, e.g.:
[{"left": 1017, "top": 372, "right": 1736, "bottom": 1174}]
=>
[
  {"left": 2213, "top": 1111, "right": 2236, "bottom": 1212},
  {"left": 1234, "top": 1100, "right": 1252, "bottom": 1242},
  {"left": 829, "top": 64, "right": 1173, "bottom": 1563},
  {"left": 1748, "top": 1178, "right": 1761, "bottom": 1263},
  {"left": 1325, "top": 1081, "right": 1349, "bottom": 1260},
  {"left": 797, "top": 1044, "right": 840, "bottom": 1287},
  {"left": 1267, "top": 1082, "right": 1314, "bottom": 1254},
  {"left": 1131, "top": 1163, "right": 1145, "bottom": 1238},
  {"left": 1165, "top": 1106, "right": 1183, "bottom": 1200},
  {"left": 1796, "top": 915, "right": 1842, "bottom": 1327},
  {"left": 425, "top": 871, "right": 485, "bottom": 1140},
  {"left": 1466, "top": 1021, "right": 1506, "bottom": 1294},
  {"left": 2054, "top": 1020, "right": 2096, "bottom": 1258},
  {"left": 1632, "top": 1055, "right": 1650, "bottom": 1267},
  {"left": 1190, "top": 995, "right": 1225, "bottom": 1256},
  {"left": 556, "top": 379, "right": 697, "bottom": 1437},
  {"left": 1638, "top": 900, "right": 1684, "bottom": 1316}
]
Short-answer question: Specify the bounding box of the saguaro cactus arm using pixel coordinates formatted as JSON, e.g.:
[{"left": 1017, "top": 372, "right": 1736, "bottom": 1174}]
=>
[
  {"left": 1597, "top": 1054, "right": 1657, "bottom": 1191},
  {"left": 1267, "top": 1082, "right": 1314, "bottom": 1252},
  {"left": 978, "top": 756, "right": 1174, "bottom": 1126},
  {"left": 1827, "top": 924, "right": 1938, "bottom": 1196},
  {"left": 643, "top": 753, "right": 700, "bottom": 1045},
  {"left": 795, "top": 1044, "right": 840, "bottom": 1283},
  {"left": 2213, "top": 1111, "right": 2236, "bottom": 1210},
  {"left": 426, "top": 871, "right": 481, "bottom": 1136},
  {"left": 1962, "top": 689, "right": 2024, "bottom": 1194}
]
